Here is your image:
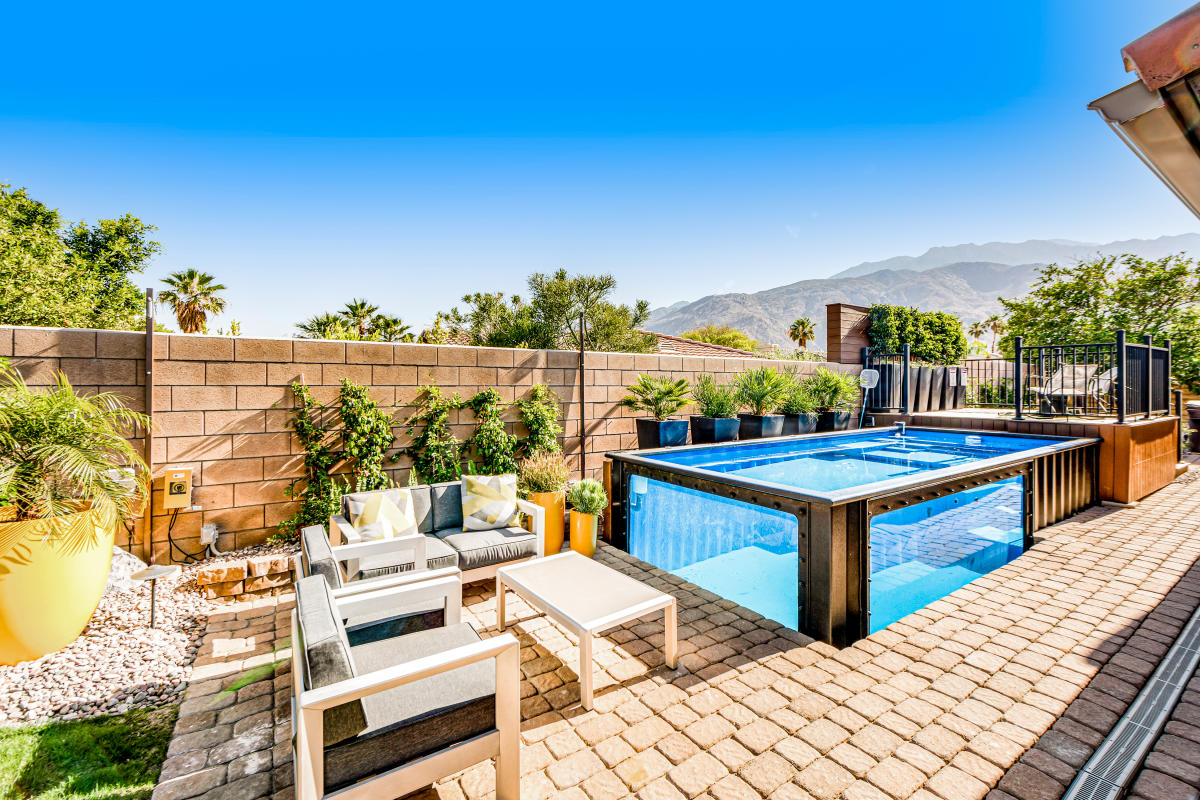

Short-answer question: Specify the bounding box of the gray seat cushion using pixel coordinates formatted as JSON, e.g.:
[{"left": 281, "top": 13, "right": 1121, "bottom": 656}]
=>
[
  {"left": 345, "top": 608, "right": 445, "bottom": 647},
  {"left": 433, "top": 526, "right": 536, "bottom": 572},
  {"left": 323, "top": 623, "right": 496, "bottom": 793},
  {"left": 355, "top": 533, "right": 459, "bottom": 579},
  {"left": 300, "top": 526, "right": 343, "bottom": 590},
  {"left": 294, "top": 576, "right": 366, "bottom": 745}
]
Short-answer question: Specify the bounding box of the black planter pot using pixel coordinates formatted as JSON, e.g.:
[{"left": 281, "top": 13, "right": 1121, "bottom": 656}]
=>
[
  {"left": 634, "top": 418, "right": 689, "bottom": 449},
  {"left": 737, "top": 413, "right": 784, "bottom": 439},
  {"left": 815, "top": 411, "right": 852, "bottom": 432},
  {"left": 915, "top": 367, "right": 932, "bottom": 412},
  {"left": 689, "top": 416, "right": 740, "bottom": 444},
  {"left": 929, "top": 367, "right": 945, "bottom": 412},
  {"left": 781, "top": 413, "right": 819, "bottom": 435}
]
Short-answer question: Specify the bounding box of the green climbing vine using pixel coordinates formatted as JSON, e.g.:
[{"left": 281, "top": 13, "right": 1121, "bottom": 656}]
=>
[
  {"left": 403, "top": 385, "right": 465, "bottom": 483},
  {"left": 278, "top": 382, "right": 344, "bottom": 539},
  {"left": 338, "top": 379, "right": 395, "bottom": 492},
  {"left": 465, "top": 388, "right": 519, "bottom": 475},
  {"left": 515, "top": 383, "right": 563, "bottom": 456}
]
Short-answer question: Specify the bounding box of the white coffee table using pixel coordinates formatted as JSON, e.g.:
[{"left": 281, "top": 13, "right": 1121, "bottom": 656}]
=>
[{"left": 497, "top": 551, "right": 678, "bottom": 710}]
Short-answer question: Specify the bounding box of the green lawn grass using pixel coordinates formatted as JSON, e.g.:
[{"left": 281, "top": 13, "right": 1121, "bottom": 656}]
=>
[{"left": 0, "top": 706, "right": 177, "bottom": 800}]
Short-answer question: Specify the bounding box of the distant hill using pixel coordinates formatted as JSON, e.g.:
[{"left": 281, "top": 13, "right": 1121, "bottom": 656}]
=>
[
  {"left": 646, "top": 234, "right": 1200, "bottom": 349},
  {"left": 831, "top": 234, "right": 1200, "bottom": 278}
]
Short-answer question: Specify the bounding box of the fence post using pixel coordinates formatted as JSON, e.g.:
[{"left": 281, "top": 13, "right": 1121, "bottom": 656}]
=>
[
  {"left": 1143, "top": 334, "right": 1153, "bottom": 419},
  {"left": 901, "top": 344, "right": 911, "bottom": 415},
  {"left": 1013, "top": 336, "right": 1023, "bottom": 420},
  {"left": 1165, "top": 338, "right": 1172, "bottom": 416},
  {"left": 1174, "top": 388, "right": 1184, "bottom": 462},
  {"left": 1116, "top": 329, "right": 1126, "bottom": 423}
]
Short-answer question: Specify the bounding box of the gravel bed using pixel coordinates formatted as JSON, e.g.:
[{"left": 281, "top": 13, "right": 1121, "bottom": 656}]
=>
[{"left": 0, "top": 541, "right": 298, "bottom": 726}]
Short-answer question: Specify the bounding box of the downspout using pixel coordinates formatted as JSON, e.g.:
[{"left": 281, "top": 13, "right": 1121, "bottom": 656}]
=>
[{"left": 143, "top": 288, "right": 156, "bottom": 563}]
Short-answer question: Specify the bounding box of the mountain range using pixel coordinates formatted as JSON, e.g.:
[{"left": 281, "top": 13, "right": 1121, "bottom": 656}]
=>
[{"left": 646, "top": 234, "right": 1200, "bottom": 350}]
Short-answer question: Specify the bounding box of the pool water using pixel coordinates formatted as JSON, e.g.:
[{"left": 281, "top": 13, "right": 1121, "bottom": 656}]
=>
[
  {"left": 627, "top": 430, "right": 1033, "bottom": 634},
  {"left": 642, "top": 429, "right": 1048, "bottom": 494}
]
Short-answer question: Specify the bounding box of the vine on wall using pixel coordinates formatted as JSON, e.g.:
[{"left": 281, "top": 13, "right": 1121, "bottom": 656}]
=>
[
  {"left": 516, "top": 383, "right": 563, "bottom": 456},
  {"left": 465, "top": 388, "right": 519, "bottom": 475},
  {"left": 338, "top": 379, "right": 395, "bottom": 492},
  {"left": 278, "top": 382, "right": 343, "bottom": 538},
  {"left": 403, "top": 385, "right": 465, "bottom": 484}
]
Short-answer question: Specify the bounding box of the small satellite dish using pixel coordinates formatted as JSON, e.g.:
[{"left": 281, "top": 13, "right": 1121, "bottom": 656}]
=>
[{"left": 859, "top": 369, "right": 880, "bottom": 389}]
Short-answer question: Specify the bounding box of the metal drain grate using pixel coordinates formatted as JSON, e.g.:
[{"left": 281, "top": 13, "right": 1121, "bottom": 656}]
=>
[{"left": 1061, "top": 601, "right": 1200, "bottom": 800}]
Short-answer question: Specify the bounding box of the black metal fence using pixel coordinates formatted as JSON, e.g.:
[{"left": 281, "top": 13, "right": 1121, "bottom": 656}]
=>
[{"left": 866, "top": 330, "right": 1174, "bottom": 422}]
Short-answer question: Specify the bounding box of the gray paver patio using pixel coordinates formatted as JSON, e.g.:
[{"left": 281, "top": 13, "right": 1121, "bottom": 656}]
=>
[{"left": 155, "top": 459, "right": 1200, "bottom": 800}]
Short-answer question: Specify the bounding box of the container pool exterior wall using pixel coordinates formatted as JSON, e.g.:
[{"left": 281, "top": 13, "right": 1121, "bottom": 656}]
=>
[{"left": 607, "top": 428, "right": 1099, "bottom": 646}]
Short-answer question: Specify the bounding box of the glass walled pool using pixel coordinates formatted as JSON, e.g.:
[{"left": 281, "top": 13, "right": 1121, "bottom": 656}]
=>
[{"left": 609, "top": 427, "right": 1098, "bottom": 645}]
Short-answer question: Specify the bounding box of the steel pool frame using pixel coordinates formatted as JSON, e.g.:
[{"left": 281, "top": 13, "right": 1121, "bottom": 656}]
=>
[{"left": 606, "top": 427, "right": 1100, "bottom": 646}]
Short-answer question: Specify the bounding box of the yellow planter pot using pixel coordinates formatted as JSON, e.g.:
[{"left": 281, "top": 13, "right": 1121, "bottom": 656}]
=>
[
  {"left": 569, "top": 510, "right": 598, "bottom": 558},
  {"left": 0, "top": 509, "right": 116, "bottom": 666},
  {"left": 529, "top": 491, "right": 566, "bottom": 554}
]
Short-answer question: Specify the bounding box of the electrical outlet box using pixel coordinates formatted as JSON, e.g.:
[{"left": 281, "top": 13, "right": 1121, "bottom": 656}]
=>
[{"left": 162, "top": 468, "right": 193, "bottom": 509}]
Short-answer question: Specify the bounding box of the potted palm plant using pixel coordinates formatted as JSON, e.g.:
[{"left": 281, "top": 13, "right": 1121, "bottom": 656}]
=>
[
  {"left": 734, "top": 367, "right": 789, "bottom": 438},
  {"left": 567, "top": 478, "right": 608, "bottom": 557},
  {"left": 689, "top": 375, "right": 740, "bottom": 444},
  {"left": 777, "top": 375, "right": 819, "bottom": 435},
  {"left": 0, "top": 363, "right": 150, "bottom": 665},
  {"left": 803, "top": 367, "right": 860, "bottom": 432},
  {"left": 518, "top": 452, "right": 571, "bottom": 555},
  {"left": 619, "top": 374, "right": 691, "bottom": 449}
]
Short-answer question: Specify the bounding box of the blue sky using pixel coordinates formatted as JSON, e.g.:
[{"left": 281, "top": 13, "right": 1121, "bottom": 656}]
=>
[{"left": 3, "top": 1, "right": 1197, "bottom": 336}]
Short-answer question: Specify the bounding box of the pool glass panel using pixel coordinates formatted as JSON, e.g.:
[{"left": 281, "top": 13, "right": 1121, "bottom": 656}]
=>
[
  {"left": 626, "top": 476, "right": 800, "bottom": 629},
  {"left": 869, "top": 476, "right": 1024, "bottom": 632}
]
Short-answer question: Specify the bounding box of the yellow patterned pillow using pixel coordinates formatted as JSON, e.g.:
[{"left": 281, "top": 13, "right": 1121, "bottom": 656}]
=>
[
  {"left": 352, "top": 490, "right": 418, "bottom": 540},
  {"left": 461, "top": 474, "right": 521, "bottom": 531}
]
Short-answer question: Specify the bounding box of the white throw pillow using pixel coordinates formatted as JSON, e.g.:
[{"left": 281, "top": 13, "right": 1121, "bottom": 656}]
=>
[{"left": 461, "top": 474, "right": 521, "bottom": 531}]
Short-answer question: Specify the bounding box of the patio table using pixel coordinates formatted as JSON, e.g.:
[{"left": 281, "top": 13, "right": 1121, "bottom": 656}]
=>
[{"left": 496, "top": 551, "right": 678, "bottom": 710}]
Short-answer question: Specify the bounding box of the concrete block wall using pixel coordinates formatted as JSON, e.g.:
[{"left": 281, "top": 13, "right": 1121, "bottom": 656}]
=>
[{"left": 1, "top": 326, "right": 859, "bottom": 562}]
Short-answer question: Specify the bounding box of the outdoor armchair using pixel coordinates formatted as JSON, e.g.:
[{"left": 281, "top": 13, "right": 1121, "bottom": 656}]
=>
[
  {"left": 291, "top": 574, "right": 519, "bottom": 800},
  {"left": 330, "top": 481, "right": 546, "bottom": 583}
]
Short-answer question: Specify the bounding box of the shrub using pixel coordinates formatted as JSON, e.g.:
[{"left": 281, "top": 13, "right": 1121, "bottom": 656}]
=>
[
  {"left": 568, "top": 478, "right": 607, "bottom": 516},
  {"left": 691, "top": 375, "right": 739, "bottom": 418},
  {"left": 802, "top": 367, "right": 859, "bottom": 411},
  {"left": 734, "top": 367, "right": 790, "bottom": 415},
  {"left": 867, "top": 304, "right": 966, "bottom": 364},
  {"left": 776, "top": 375, "right": 817, "bottom": 415},
  {"left": 515, "top": 384, "right": 563, "bottom": 455},
  {"left": 618, "top": 374, "right": 691, "bottom": 420},
  {"left": 517, "top": 452, "right": 571, "bottom": 496}
]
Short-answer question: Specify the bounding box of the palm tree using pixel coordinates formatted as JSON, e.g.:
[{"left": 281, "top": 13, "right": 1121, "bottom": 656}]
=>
[
  {"left": 788, "top": 317, "right": 816, "bottom": 349},
  {"left": 968, "top": 321, "right": 986, "bottom": 342},
  {"left": 986, "top": 314, "right": 1005, "bottom": 352},
  {"left": 339, "top": 299, "right": 379, "bottom": 338},
  {"left": 159, "top": 269, "right": 227, "bottom": 334},
  {"left": 371, "top": 314, "right": 413, "bottom": 342},
  {"left": 296, "top": 312, "right": 352, "bottom": 340}
]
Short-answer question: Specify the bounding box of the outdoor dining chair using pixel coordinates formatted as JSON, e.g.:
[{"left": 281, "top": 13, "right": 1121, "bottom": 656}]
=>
[
  {"left": 291, "top": 574, "right": 520, "bottom": 800},
  {"left": 1032, "top": 363, "right": 1100, "bottom": 415}
]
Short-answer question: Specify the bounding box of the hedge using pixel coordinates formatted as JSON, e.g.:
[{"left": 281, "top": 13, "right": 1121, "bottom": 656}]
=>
[{"left": 867, "top": 304, "right": 967, "bottom": 364}]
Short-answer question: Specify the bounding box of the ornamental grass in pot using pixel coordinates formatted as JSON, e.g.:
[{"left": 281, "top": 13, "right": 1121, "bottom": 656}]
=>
[
  {"left": 734, "top": 367, "right": 789, "bottom": 438},
  {"left": 0, "top": 363, "right": 150, "bottom": 665},
  {"left": 689, "top": 375, "right": 740, "bottom": 444},
  {"left": 777, "top": 375, "right": 818, "bottom": 435},
  {"left": 618, "top": 374, "right": 691, "bottom": 449},
  {"left": 567, "top": 478, "right": 607, "bottom": 557},
  {"left": 518, "top": 452, "right": 571, "bottom": 554},
  {"left": 803, "top": 367, "right": 859, "bottom": 432}
]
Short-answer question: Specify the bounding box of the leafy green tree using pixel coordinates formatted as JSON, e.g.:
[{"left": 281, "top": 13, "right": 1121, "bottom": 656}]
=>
[
  {"left": 867, "top": 304, "right": 966, "bottom": 363},
  {"left": 443, "top": 270, "right": 656, "bottom": 353},
  {"left": 159, "top": 269, "right": 227, "bottom": 333},
  {"left": 680, "top": 324, "right": 759, "bottom": 352},
  {"left": 1000, "top": 253, "right": 1200, "bottom": 391},
  {"left": 371, "top": 314, "right": 414, "bottom": 342},
  {"left": 788, "top": 317, "right": 816, "bottom": 349},
  {"left": 0, "top": 185, "right": 160, "bottom": 329}
]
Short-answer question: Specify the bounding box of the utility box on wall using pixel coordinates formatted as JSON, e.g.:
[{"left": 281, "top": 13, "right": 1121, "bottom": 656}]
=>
[{"left": 161, "top": 468, "right": 193, "bottom": 510}]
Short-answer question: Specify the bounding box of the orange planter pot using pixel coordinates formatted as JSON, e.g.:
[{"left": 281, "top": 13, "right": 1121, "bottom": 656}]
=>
[
  {"left": 569, "top": 510, "right": 598, "bottom": 558},
  {"left": 0, "top": 509, "right": 116, "bottom": 665},
  {"left": 529, "top": 491, "right": 566, "bottom": 554}
]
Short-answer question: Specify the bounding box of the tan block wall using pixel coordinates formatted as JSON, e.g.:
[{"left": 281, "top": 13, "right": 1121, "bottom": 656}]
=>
[{"left": 3, "top": 326, "right": 859, "bottom": 562}]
